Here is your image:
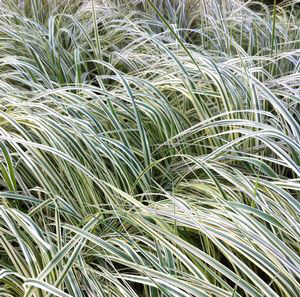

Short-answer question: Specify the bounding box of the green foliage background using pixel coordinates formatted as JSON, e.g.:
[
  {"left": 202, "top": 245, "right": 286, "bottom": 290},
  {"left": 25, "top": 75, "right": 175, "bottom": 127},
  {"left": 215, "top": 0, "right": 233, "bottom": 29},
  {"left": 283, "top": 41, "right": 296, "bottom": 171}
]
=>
[{"left": 0, "top": 1, "right": 300, "bottom": 297}]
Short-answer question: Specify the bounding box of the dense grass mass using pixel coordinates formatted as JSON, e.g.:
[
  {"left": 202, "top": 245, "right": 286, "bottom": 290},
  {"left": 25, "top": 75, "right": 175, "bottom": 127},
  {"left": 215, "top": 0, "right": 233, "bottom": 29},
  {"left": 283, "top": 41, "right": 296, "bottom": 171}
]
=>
[{"left": 0, "top": 0, "right": 300, "bottom": 296}]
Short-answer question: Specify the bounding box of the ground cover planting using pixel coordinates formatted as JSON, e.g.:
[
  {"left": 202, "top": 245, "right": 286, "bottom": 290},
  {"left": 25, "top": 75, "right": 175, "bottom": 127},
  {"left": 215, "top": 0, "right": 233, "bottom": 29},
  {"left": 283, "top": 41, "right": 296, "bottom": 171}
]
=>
[{"left": 0, "top": 1, "right": 300, "bottom": 296}]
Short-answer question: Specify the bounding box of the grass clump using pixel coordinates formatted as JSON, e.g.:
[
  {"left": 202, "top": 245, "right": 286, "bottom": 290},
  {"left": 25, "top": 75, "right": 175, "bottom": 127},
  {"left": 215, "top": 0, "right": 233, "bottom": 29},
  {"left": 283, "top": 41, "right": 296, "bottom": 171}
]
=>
[{"left": 0, "top": 0, "right": 300, "bottom": 297}]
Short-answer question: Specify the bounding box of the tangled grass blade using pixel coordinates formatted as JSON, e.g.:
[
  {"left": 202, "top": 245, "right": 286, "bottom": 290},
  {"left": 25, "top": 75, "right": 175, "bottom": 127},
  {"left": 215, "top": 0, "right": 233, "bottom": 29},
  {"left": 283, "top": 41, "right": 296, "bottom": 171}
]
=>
[{"left": 0, "top": 1, "right": 300, "bottom": 297}]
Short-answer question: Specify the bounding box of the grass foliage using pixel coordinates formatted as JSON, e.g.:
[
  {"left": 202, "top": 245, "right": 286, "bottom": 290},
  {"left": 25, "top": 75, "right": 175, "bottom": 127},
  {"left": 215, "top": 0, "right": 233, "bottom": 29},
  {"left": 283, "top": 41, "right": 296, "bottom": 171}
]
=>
[{"left": 0, "top": 0, "right": 300, "bottom": 296}]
